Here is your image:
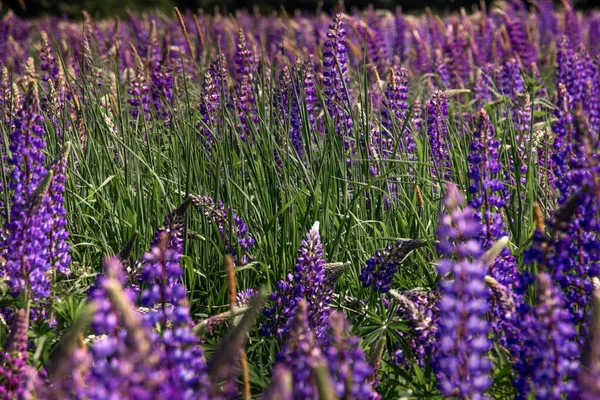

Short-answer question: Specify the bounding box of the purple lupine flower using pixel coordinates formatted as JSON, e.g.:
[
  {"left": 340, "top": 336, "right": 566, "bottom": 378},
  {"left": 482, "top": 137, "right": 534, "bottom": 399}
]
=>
[
  {"left": 149, "top": 34, "right": 175, "bottom": 128},
  {"left": 40, "top": 31, "right": 59, "bottom": 83},
  {"left": 323, "top": 14, "right": 355, "bottom": 164},
  {"left": 199, "top": 54, "right": 227, "bottom": 150},
  {"left": 88, "top": 257, "right": 170, "bottom": 398},
  {"left": 563, "top": 0, "right": 581, "bottom": 45},
  {"left": 444, "top": 24, "right": 470, "bottom": 88},
  {"left": 393, "top": 7, "right": 407, "bottom": 60},
  {"left": 381, "top": 66, "right": 414, "bottom": 155},
  {"left": 556, "top": 35, "right": 575, "bottom": 96},
  {"left": 427, "top": 91, "right": 452, "bottom": 183},
  {"left": 0, "top": 309, "right": 36, "bottom": 399},
  {"left": 435, "top": 183, "right": 491, "bottom": 399},
  {"left": 234, "top": 29, "right": 258, "bottom": 142},
  {"left": 262, "top": 222, "right": 330, "bottom": 343},
  {"left": 411, "top": 29, "right": 431, "bottom": 76},
  {"left": 472, "top": 67, "right": 492, "bottom": 109},
  {"left": 127, "top": 60, "right": 152, "bottom": 121},
  {"left": 141, "top": 232, "right": 211, "bottom": 397},
  {"left": 290, "top": 88, "right": 304, "bottom": 161},
  {"left": 46, "top": 142, "right": 71, "bottom": 276},
  {"left": 551, "top": 83, "right": 574, "bottom": 195},
  {"left": 391, "top": 289, "right": 440, "bottom": 368},
  {"left": 323, "top": 311, "right": 379, "bottom": 399},
  {"left": 151, "top": 59, "right": 175, "bottom": 128},
  {"left": 549, "top": 104, "right": 600, "bottom": 332},
  {"left": 577, "top": 44, "right": 600, "bottom": 132},
  {"left": 8, "top": 84, "right": 47, "bottom": 216},
  {"left": 273, "top": 65, "right": 293, "bottom": 168},
  {"left": 189, "top": 194, "right": 255, "bottom": 265},
  {"left": 359, "top": 240, "right": 426, "bottom": 293},
  {"left": 274, "top": 300, "right": 323, "bottom": 400},
  {"left": 432, "top": 48, "right": 450, "bottom": 89},
  {"left": 302, "top": 55, "right": 318, "bottom": 132},
  {"left": 498, "top": 57, "right": 524, "bottom": 101},
  {"left": 348, "top": 17, "right": 386, "bottom": 75},
  {"left": 4, "top": 170, "right": 53, "bottom": 300},
  {"left": 467, "top": 109, "right": 518, "bottom": 289},
  {"left": 262, "top": 365, "right": 293, "bottom": 400},
  {"left": 536, "top": 0, "right": 556, "bottom": 44},
  {"left": 138, "top": 199, "right": 191, "bottom": 318},
  {"left": 513, "top": 273, "right": 579, "bottom": 399},
  {"left": 503, "top": 10, "right": 537, "bottom": 67},
  {"left": 578, "top": 287, "right": 600, "bottom": 398},
  {"left": 236, "top": 288, "right": 259, "bottom": 307}
]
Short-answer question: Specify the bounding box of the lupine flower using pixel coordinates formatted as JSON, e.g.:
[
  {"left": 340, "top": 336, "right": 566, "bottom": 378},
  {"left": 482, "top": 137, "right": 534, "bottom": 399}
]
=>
[
  {"left": 302, "top": 55, "right": 318, "bottom": 132},
  {"left": 47, "top": 142, "right": 71, "bottom": 276},
  {"left": 236, "top": 288, "right": 259, "bottom": 307},
  {"left": 467, "top": 109, "right": 518, "bottom": 290},
  {"left": 427, "top": 91, "right": 452, "bottom": 183},
  {"left": 444, "top": 25, "right": 470, "bottom": 87},
  {"left": 0, "top": 309, "right": 35, "bottom": 399},
  {"left": 323, "top": 14, "right": 355, "bottom": 164},
  {"left": 381, "top": 66, "right": 413, "bottom": 156},
  {"left": 435, "top": 183, "right": 491, "bottom": 399},
  {"left": 548, "top": 92, "right": 600, "bottom": 331},
  {"left": 8, "top": 84, "right": 47, "bottom": 217},
  {"left": 234, "top": 29, "right": 258, "bottom": 142},
  {"left": 4, "top": 170, "right": 53, "bottom": 300},
  {"left": 578, "top": 287, "right": 600, "bottom": 398},
  {"left": 390, "top": 289, "right": 440, "bottom": 368},
  {"left": 348, "top": 17, "right": 386, "bottom": 75},
  {"left": 472, "top": 67, "right": 492, "bottom": 111},
  {"left": 40, "top": 31, "right": 59, "bottom": 83},
  {"left": 323, "top": 311, "right": 379, "bottom": 399},
  {"left": 262, "top": 222, "right": 330, "bottom": 342},
  {"left": 359, "top": 239, "right": 426, "bottom": 293},
  {"left": 199, "top": 54, "right": 227, "bottom": 152},
  {"left": 127, "top": 59, "right": 152, "bottom": 121},
  {"left": 498, "top": 58, "right": 524, "bottom": 101},
  {"left": 88, "top": 257, "right": 170, "bottom": 398},
  {"left": 262, "top": 365, "right": 293, "bottom": 400},
  {"left": 503, "top": 11, "right": 537, "bottom": 67},
  {"left": 432, "top": 48, "right": 450, "bottom": 89},
  {"left": 513, "top": 273, "right": 579, "bottom": 399},
  {"left": 189, "top": 194, "right": 255, "bottom": 265},
  {"left": 274, "top": 300, "right": 323, "bottom": 400}
]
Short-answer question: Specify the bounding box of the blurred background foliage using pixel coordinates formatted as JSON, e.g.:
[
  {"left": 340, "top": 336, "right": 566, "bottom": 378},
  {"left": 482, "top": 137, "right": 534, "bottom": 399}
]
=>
[{"left": 0, "top": 0, "right": 597, "bottom": 19}]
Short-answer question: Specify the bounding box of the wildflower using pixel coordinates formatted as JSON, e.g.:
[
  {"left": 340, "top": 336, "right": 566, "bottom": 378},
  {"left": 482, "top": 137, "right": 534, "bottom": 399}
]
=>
[{"left": 435, "top": 184, "right": 491, "bottom": 399}]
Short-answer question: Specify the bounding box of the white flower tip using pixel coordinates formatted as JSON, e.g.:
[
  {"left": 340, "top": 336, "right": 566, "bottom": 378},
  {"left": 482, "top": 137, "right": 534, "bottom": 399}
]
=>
[{"left": 311, "top": 221, "right": 320, "bottom": 233}]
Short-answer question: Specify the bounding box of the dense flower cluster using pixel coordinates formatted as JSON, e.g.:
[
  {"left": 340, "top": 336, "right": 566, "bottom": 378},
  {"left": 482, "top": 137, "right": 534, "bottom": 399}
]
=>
[
  {"left": 435, "top": 184, "right": 491, "bottom": 399},
  {"left": 262, "top": 222, "right": 331, "bottom": 342},
  {"left": 189, "top": 194, "right": 255, "bottom": 264},
  {"left": 359, "top": 239, "right": 426, "bottom": 293},
  {"left": 2, "top": 4, "right": 600, "bottom": 399}
]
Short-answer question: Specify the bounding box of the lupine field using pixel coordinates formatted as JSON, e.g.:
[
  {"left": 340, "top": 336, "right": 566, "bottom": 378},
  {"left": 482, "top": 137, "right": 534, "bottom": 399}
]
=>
[{"left": 1, "top": 0, "right": 600, "bottom": 398}]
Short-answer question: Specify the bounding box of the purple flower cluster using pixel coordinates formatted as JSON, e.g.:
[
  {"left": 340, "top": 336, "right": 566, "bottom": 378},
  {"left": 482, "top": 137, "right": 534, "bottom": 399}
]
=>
[
  {"left": 262, "top": 222, "right": 331, "bottom": 342},
  {"left": 435, "top": 184, "right": 491, "bottom": 399},
  {"left": 0, "top": 310, "right": 35, "bottom": 399},
  {"left": 359, "top": 239, "right": 426, "bottom": 293},
  {"left": 391, "top": 289, "right": 441, "bottom": 368},
  {"left": 427, "top": 91, "right": 451, "bottom": 183},
  {"left": 234, "top": 30, "right": 258, "bottom": 141},
  {"left": 467, "top": 109, "right": 518, "bottom": 290},
  {"left": 127, "top": 60, "right": 152, "bottom": 121},
  {"left": 513, "top": 273, "right": 579, "bottom": 398},
  {"left": 322, "top": 312, "right": 379, "bottom": 399},
  {"left": 323, "top": 14, "right": 354, "bottom": 163},
  {"left": 189, "top": 194, "right": 255, "bottom": 265}
]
